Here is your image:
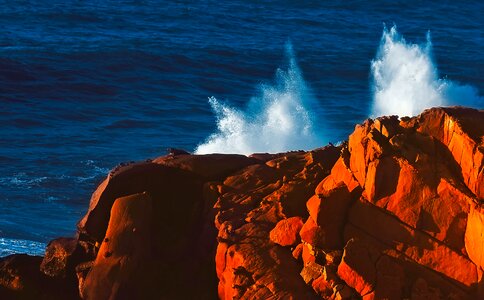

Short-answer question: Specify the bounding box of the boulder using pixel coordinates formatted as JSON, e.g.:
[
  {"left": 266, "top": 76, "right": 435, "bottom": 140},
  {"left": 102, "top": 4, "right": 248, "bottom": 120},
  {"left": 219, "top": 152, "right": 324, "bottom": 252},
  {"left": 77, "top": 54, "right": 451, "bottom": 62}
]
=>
[{"left": 270, "top": 217, "right": 304, "bottom": 247}]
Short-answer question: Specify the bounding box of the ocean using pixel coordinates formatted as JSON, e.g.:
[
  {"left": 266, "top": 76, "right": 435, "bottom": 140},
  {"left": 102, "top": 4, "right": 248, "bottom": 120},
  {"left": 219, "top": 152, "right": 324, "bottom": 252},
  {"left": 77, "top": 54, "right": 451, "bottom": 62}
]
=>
[{"left": 0, "top": 1, "right": 482, "bottom": 256}]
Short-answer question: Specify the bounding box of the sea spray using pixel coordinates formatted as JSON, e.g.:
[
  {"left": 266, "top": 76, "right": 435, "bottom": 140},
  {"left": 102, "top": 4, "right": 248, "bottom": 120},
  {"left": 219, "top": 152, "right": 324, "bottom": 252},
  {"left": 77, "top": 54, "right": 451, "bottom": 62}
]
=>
[
  {"left": 195, "top": 43, "right": 325, "bottom": 155},
  {"left": 371, "top": 25, "right": 482, "bottom": 117}
]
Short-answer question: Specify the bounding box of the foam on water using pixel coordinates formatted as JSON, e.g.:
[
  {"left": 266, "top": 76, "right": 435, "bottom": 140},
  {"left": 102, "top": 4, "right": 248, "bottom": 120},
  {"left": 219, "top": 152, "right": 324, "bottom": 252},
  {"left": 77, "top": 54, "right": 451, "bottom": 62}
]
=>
[
  {"left": 0, "top": 238, "right": 45, "bottom": 257},
  {"left": 195, "top": 43, "right": 325, "bottom": 155},
  {"left": 371, "top": 25, "right": 482, "bottom": 117}
]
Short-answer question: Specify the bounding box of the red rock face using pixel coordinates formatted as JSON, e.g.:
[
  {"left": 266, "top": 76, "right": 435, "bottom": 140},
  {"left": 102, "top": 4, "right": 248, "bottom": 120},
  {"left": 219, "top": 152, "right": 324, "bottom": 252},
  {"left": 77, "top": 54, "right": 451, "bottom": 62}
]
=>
[
  {"left": 212, "top": 146, "right": 340, "bottom": 299},
  {"left": 0, "top": 106, "right": 482, "bottom": 299}
]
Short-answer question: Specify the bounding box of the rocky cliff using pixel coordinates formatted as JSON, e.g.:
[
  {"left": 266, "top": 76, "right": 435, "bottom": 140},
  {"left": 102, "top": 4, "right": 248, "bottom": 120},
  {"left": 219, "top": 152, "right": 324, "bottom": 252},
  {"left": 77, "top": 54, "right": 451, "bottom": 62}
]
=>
[{"left": 1, "top": 106, "right": 483, "bottom": 299}]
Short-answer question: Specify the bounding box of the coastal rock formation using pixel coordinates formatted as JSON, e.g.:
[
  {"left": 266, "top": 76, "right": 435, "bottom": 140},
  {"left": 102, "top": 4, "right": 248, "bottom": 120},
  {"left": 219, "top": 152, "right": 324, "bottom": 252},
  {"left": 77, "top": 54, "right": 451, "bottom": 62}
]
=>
[{"left": 0, "top": 106, "right": 482, "bottom": 299}]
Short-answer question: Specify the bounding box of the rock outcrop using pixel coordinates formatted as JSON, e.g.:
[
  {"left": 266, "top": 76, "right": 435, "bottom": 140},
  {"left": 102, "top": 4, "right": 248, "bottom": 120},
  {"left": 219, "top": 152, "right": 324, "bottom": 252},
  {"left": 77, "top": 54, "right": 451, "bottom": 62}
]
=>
[{"left": 0, "top": 106, "right": 482, "bottom": 299}]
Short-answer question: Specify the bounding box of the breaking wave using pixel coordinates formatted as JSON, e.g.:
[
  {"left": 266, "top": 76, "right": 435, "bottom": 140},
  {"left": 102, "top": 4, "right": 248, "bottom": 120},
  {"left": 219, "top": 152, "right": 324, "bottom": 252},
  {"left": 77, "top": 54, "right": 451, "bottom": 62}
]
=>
[
  {"left": 195, "top": 43, "right": 325, "bottom": 155},
  {"left": 371, "top": 25, "right": 482, "bottom": 117}
]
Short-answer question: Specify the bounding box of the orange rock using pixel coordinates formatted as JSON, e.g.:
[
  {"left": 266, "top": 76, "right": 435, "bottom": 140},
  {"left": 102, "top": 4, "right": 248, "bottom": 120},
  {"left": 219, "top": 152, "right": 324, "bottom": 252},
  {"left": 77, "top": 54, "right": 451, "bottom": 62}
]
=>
[
  {"left": 270, "top": 217, "right": 304, "bottom": 247},
  {"left": 301, "top": 242, "right": 316, "bottom": 265},
  {"left": 306, "top": 182, "right": 353, "bottom": 249},
  {"left": 416, "top": 107, "right": 484, "bottom": 199},
  {"left": 292, "top": 243, "right": 303, "bottom": 261},
  {"left": 348, "top": 120, "right": 373, "bottom": 186},
  {"left": 213, "top": 148, "right": 339, "bottom": 299},
  {"left": 312, "top": 275, "right": 333, "bottom": 297},
  {"left": 316, "top": 157, "right": 361, "bottom": 195},
  {"left": 82, "top": 192, "right": 155, "bottom": 299},
  {"left": 347, "top": 198, "right": 478, "bottom": 287},
  {"left": 300, "top": 215, "right": 324, "bottom": 247},
  {"left": 465, "top": 205, "right": 484, "bottom": 269},
  {"left": 337, "top": 238, "right": 377, "bottom": 296}
]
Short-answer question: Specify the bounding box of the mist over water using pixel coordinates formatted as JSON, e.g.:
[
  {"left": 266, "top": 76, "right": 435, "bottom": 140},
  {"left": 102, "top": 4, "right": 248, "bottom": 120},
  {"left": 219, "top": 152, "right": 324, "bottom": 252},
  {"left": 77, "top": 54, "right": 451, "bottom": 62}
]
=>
[
  {"left": 371, "top": 26, "right": 482, "bottom": 117},
  {"left": 195, "top": 44, "right": 325, "bottom": 155}
]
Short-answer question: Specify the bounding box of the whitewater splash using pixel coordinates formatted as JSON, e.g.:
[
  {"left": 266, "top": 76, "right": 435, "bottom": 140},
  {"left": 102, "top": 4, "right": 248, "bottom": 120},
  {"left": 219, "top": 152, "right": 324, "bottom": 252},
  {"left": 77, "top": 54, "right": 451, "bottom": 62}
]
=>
[
  {"left": 371, "top": 25, "right": 482, "bottom": 117},
  {"left": 195, "top": 43, "right": 325, "bottom": 155}
]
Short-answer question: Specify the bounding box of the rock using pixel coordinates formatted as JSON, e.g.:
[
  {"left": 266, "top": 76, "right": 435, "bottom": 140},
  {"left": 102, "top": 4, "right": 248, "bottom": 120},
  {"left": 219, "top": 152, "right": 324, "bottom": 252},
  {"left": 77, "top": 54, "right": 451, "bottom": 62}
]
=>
[
  {"left": 311, "top": 275, "right": 333, "bottom": 297},
  {"left": 0, "top": 254, "right": 45, "bottom": 297},
  {"left": 292, "top": 243, "right": 303, "bottom": 260},
  {"left": 301, "top": 242, "right": 317, "bottom": 265},
  {"left": 300, "top": 212, "right": 324, "bottom": 247},
  {"left": 77, "top": 153, "right": 253, "bottom": 299},
  {"left": 82, "top": 192, "right": 155, "bottom": 299},
  {"left": 465, "top": 205, "right": 484, "bottom": 269},
  {"left": 366, "top": 255, "right": 405, "bottom": 300},
  {"left": 300, "top": 261, "right": 324, "bottom": 284},
  {"left": 270, "top": 217, "right": 304, "bottom": 247},
  {"left": 337, "top": 238, "right": 377, "bottom": 296},
  {"left": 416, "top": 107, "right": 484, "bottom": 199},
  {"left": 78, "top": 161, "right": 222, "bottom": 242},
  {"left": 166, "top": 147, "right": 190, "bottom": 156},
  {"left": 347, "top": 198, "right": 478, "bottom": 287},
  {"left": 305, "top": 181, "right": 353, "bottom": 249},
  {"left": 41, "top": 237, "right": 84, "bottom": 279},
  {"left": 0, "top": 254, "right": 79, "bottom": 299},
  {"left": 154, "top": 153, "right": 260, "bottom": 180},
  {"left": 213, "top": 147, "right": 339, "bottom": 299}
]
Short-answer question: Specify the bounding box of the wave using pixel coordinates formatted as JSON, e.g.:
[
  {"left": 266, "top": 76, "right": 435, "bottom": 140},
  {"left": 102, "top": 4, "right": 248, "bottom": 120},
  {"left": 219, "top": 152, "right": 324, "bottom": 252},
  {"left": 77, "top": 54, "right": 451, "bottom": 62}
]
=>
[
  {"left": 371, "top": 25, "right": 482, "bottom": 117},
  {"left": 195, "top": 43, "right": 325, "bottom": 155},
  {"left": 0, "top": 173, "right": 48, "bottom": 189},
  {"left": 0, "top": 238, "right": 45, "bottom": 257}
]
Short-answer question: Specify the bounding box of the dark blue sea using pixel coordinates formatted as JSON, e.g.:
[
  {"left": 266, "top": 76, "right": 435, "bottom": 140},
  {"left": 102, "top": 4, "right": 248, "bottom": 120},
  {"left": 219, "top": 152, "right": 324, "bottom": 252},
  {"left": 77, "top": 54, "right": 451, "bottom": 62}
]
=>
[{"left": 0, "top": 1, "right": 482, "bottom": 255}]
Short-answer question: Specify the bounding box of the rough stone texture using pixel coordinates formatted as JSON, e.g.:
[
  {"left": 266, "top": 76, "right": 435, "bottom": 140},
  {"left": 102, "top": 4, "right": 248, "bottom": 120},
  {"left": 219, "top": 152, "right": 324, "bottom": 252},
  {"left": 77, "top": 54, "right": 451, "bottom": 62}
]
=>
[
  {"left": 0, "top": 106, "right": 482, "bottom": 299},
  {"left": 270, "top": 217, "right": 304, "bottom": 247},
  {"left": 213, "top": 146, "right": 341, "bottom": 299}
]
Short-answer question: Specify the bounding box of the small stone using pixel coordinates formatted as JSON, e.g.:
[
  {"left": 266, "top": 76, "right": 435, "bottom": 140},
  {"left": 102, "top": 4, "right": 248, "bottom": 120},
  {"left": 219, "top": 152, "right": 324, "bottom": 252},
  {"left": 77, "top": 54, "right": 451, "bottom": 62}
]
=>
[{"left": 292, "top": 243, "right": 303, "bottom": 260}]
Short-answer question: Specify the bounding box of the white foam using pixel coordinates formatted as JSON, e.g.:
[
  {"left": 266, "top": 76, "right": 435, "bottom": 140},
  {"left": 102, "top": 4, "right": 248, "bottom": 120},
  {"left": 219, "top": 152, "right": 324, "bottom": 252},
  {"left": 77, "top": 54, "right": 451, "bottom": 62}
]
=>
[
  {"left": 371, "top": 25, "right": 482, "bottom": 117},
  {"left": 195, "top": 43, "right": 325, "bottom": 155},
  {"left": 0, "top": 237, "right": 46, "bottom": 257}
]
